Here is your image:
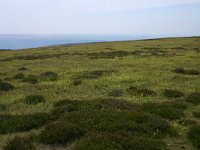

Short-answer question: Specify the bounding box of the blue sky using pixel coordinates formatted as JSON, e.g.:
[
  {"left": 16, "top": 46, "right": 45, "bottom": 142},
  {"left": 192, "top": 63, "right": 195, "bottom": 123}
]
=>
[{"left": 0, "top": 0, "right": 200, "bottom": 36}]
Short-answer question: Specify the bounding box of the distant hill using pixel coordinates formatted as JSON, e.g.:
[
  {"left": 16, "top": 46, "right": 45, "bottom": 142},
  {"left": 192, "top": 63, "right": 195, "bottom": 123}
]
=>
[{"left": 0, "top": 34, "right": 149, "bottom": 50}]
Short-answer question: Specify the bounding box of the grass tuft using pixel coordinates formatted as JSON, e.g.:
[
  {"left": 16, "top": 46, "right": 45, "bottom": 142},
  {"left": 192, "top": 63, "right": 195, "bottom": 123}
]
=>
[
  {"left": 39, "top": 122, "right": 84, "bottom": 146},
  {"left": 18, "top": 67, "right": 27, "bottom": 71},
  {"left": 163, "top": 89, "right": 184, "bottom": 98},
  {"left": 0, "top": 82, "right": 14, "bottom": 91},
  {"left": 73, "top": 79, "right": 82, "bottom": 86},
  {"left": 186, "top": 92, "right": 200, "bottom": 104},
  {"left": 38, "top": 71, "right": 58, "bottom": 81},
  {"left": 174, "top": 68, "right": 200, "bottom": 75},
  {"left": 187, "top": 125, "right": 200, "bottom": 149},
  {"left": 193, "top": 111, "right": 200, "bottom": 118},
  {"left": 3, "top": 136, "right": 35, "bottom": 150},
  {"left": 127, "top": 87, "right": 156, "bottom": 97},
  {"left": 24, "top": 95, "right": 45, "bottom": 105},
  {"left": 23, "top": 75, "right": 38, "bottom": 84},
  {"left": 13, "top": 73, "right": 25, "bottom": 80},
  {"left": 0, "top": 113, "right": 50, "bottom": 134},
  {"left": 108, "top": 89, "right": 124, "bottom": 97}
]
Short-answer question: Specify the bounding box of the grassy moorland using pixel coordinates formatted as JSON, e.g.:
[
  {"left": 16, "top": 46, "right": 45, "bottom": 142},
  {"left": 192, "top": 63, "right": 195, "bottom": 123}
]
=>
[{"left": 0, "top": 37, "right": 200, "bottom": 150}]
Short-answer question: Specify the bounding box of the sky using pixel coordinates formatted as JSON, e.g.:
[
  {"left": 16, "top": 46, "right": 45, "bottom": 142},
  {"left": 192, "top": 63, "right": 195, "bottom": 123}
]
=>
[{"left": 0, "top": 0, "right": 200, "bottom": 36}]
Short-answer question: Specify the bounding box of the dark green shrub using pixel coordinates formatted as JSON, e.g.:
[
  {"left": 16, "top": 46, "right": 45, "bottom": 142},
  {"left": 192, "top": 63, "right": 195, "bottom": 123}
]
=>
[
  {"left": 0, "top": 82, "right": 14, "bottom": 91},
  {"left": 75, "top": 133, "right": 166, "bottom": 150},
  {"left": 0, "top": 113, "right": 50, "bottom": 134},
  {"left": 73, "top": 79, "right": 82, "bottom": 86},
  {"left": 38, "top": 71, "right": 58, "bottom": 81},
  {"left": 186, "top": 69, "right": 200, "bottom": 75},
  {"left": 24, "top": 95, "right": 45, "bottom": 105},
  {"left": 108, "top": 89, "right": 123, "bottom": 97},
  {"left": 39, "top": 122, "right": 83, "bottom": 145},
  {"left": 23, "top": 75, "right": 38, "bottom": 84},
  {"left": 187, "top": 125, "right": 200, "bottom": 148},
  {"left": 178, "top": 119, "right": 197, "bottom": 126},
  {"left": 127, "top": 87, "right": 156, "bottom": 97},
  {"left": 163, "top": 89, "right": 184, "bottom": 98},
  {"left": 0, "top": 104, "right": 6, "bottom": 111},
  {"left": 75, "top": 133, "right": 122, "bottom": 150},
  {"left": 174, "top": 68, "right": 186, "bottom": 74},
  {"left": 193, "top": 111, "right": 200, "bottom": 118},
  {"left": 4, "top": 136, "right": 35, "bottom": 150},
  {"left": 142, "top": 102, "right": 186, "bottom": 120},
  {"left": 4, "top": 77, "right": 13, "bottom": 81},
  {"left": 13, "top": 73, "right": 25, "bottom": 79},
  {"left": 174, "top": 68, "right": 200, "bottom": 75},
  {"left": 79, "top": 70, "right": 115, "bottom": 79},
  {"left": 18, "top": 67, "right": 27, "bottom": 71},
  {"left": 186, "top": 92, "right": 200, "bottom": 104}
]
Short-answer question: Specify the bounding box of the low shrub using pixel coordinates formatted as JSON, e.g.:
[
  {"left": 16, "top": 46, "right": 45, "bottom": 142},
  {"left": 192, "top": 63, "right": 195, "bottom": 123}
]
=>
[
  {"left": 178, "top": 119, "right": 197, "bottom": 126},
  {"left": 23, "top": 75, "right": 38, "bottom": 84},
  {"left": 187, "top": 125, "right": 200, "bottom": 149},
  {"left": 18, "top": 67, "right": 27, "bottom": 71},
  {"left": 4, "top": 77, "right": 13, "bottom": 81},
  {"left": 186, "top": 92, "right": 200, "bottom": 104},
  {"left": 0, "top": 113, "right": 50, "bottom": 134},
  {"left": 0, "top": 82, "right": 14, "bottom": 91},
  {"left": 39, "top": 122, "right": 84, "bottom": 145},
  {"left": 75, "top": 133, "right": 167, "bottom": 150},
  {"left": 174, "top": 68, "right": 186, "bottom": 74},
  {"left": 108, "top": 89, "right": 124, "bottom": 97},
  {"left": 3, "top": 136, "right": 35, "bottom": 150},
  {"left": 73, "top": 79, "right": 82, "bottom": 86},
  {"left": 13, "top": 73, "right": 25, "bottom": 80},
  {"left": 142, "top": 102, "right": 186, "bottom": 120},
  {"left": 79, "top": 70, "right": 115, "bottom": 79},
  {"left": 127, "top": 87, "right": 156, "bottom": 97},
  {"left": 0, "top": 104, "right": 6, "bottom": 111},
  {"left": 193, "top": 111, "right": 200, "bottom": 118},
  {"left": 24, "top": 95, "right": 45, "bottom": 105},
  {"left": 174, "top": 68, "right": 200, "bottom": 75},
  {"left": 163, "top": 89, "right": 184, "bottom": 98},
  {"left": 38, "top": 71, "right": 58, "bottom": 81}
]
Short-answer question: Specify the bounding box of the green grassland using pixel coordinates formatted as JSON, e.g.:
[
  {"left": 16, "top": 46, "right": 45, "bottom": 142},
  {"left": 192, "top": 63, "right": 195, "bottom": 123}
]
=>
[{"left": 0, "top": 37, "right": 200, "bottom": 150}]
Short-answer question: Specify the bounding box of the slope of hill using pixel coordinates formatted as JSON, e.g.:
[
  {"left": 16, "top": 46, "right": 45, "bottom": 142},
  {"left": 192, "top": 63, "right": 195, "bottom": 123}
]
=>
[{"left": 0, "top": 37, "right": 200, "bottom": 150}]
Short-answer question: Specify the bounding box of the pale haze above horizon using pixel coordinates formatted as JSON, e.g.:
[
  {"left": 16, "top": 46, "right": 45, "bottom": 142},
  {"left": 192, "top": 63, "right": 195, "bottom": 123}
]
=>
[{"left": 0, "top": 0, "right": 200, "bottom": 36}]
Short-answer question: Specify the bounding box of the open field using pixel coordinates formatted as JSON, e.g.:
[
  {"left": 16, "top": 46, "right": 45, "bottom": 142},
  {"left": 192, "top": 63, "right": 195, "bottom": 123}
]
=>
[{"left": 0, "top": 37, "right": 200, "bottom": 150}]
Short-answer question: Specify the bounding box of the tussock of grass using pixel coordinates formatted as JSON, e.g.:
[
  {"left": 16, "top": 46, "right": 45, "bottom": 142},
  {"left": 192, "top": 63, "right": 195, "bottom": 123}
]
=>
[
  {"left": 38, "top": 71, "right": 58, "bottom": 81},
  {"left": 24, "top": 95, "right": 45, "bottom": 105},
  {"left": 0, "top": 113, "right": 50, "bottom": 134},
  {"left": 73, "top": 79, "right": 82, "bottom": 86},
  {"left": 163, "top": 89, "right": 184, "bottom": 98},
  {"left": 187, "top": 125, "right": 200, "bottom": 149},
  {"left": 18, "top": 67, "right": 27, "bottom": 71},
  {"left": 23, "top": 75, "right": 38, "bottom": 84},
  {"left": 142, "top": 102, "right": 187, "bottom": 120},
  {"left": 75, "top": 133, "right": 167, "bottom": 150},
  {"left": 108, "top": 89, "right": 124, "bottom": 97},
  {"left": 127, "top": 86, "right": 156, "bottom": 97},
  {"left": 39, "top": 122, "right": 84, "bottom": 146},
  {"left": 193, "top": 111, "right": 200, "bottom": 118},
  {"left": 79, "top": 70, "right": 115, "bottom": 79},
  {"left": 186, "top": 92, "right": 200, "bottom": 104},
  {"left": 0, "top": 82, "right": 14, "bottom": 91},
  {"left": 13, "top": 73, "right": 25, "bottom": 80},
  {"left": 0, "top": 104, "right": 6, "bottom": 111},
  {"left": 3, "top": 136, "right": 35, "bottom": 150},
  {"left": 174, "top": 68, "right": 200, "bottom": 75},
  {"left": 178, "top": 119, "right": 197, "bottom": 126}
]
